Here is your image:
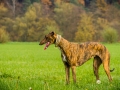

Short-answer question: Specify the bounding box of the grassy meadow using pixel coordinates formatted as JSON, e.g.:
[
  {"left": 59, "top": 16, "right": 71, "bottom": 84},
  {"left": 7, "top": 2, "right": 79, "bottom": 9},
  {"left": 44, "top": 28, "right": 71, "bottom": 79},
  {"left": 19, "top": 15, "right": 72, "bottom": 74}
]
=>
[{"left": 0, "top": 42, "right": 120, "bottom": 90}]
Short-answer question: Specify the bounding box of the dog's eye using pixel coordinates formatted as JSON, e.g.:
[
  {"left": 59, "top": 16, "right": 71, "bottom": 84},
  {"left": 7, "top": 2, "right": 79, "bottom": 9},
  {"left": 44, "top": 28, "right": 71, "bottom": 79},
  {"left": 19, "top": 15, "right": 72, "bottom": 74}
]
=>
[{"left": 45, "top": 35, "right": 48, "bottom": 39}]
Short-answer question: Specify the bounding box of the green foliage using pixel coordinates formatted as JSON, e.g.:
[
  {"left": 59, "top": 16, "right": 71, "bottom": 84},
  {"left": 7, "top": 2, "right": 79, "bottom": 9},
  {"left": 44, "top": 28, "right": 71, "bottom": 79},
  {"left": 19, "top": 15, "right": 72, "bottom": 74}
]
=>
[
  {"left": 92, "top": 17, "right": 109, "bottom": 41},
  {"left": 32, "top": 3, "right": 42, "bottom": 17},
  {"left": 96, "top": 17, "right": 109, "bottom": 29},
  {"left": 102, "top": 26, "right": 118, "bottom": 43},
  {"left": 0, "top": 3, "right": 8, "bottom": 24},
  {"left": 31, "top": 0, "right": 40, "bottom": 3},
  {"left": 0, "top": 3, "right": 8, "bottom": 17},
  {"left": 13, "top": 6, "right": 37, "bottom": 41},
  {"left": 36, "top": 18, "right": 61, "bottom": 40},
  {"left": 23, "top": 0, "right": 32, "bottom": 11},
  {"left": 12, "top": 4, "right": 61, "bottom": 41},
  {"left": 0, "top": 3, "right": 13, "bottom": 42},
  {"left": 0, "top": 1, "right": 120, "bottom": 42},
  {"left": 0, "top": 28, "right": 9, "bottom": 43},
  {"left": 96, "top": 0, "right": 108, "bottom": 12},
  {"left": 70, "top": 0, "right": 80, "bottom": 5},
  {"left": 54, "top": 2, "right": 80, "bottom": 41},
  {"left": 25, "top": 5, "right": 37, "bottom": 21},
  {"left": 114, "top": 2, "right": 120, "bottom": 9},
  {"left": 75, "top": 13, "right": 96, "bottom": 42},
  {"left": 44, "top": 22, "right": 61, "bottom": 35}
]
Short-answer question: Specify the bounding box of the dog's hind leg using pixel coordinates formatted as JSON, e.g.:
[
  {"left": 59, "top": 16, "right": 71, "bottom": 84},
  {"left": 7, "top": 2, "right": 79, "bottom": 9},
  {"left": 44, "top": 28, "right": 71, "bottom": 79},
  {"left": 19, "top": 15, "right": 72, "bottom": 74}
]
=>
[
  {"left": 102, "top": 57, "right": 112, "bottom": 82},
  {"left": 93, "top": 56, "right": 102, "bottom": 84}
]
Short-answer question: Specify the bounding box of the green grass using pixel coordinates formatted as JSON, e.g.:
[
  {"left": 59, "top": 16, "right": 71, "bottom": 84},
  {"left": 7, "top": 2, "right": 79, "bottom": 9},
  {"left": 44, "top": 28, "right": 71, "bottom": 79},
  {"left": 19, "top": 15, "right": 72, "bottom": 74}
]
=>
[{"left": 0, "top": 42, "right": 120, "bottom": 90}]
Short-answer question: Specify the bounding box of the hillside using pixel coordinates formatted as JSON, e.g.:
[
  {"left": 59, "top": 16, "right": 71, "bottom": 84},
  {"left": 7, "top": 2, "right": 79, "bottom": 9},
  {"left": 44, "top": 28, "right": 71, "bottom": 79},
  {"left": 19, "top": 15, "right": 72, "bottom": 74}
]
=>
[{"left": 0, "top": 0, "right": 120, "bottom": 42}]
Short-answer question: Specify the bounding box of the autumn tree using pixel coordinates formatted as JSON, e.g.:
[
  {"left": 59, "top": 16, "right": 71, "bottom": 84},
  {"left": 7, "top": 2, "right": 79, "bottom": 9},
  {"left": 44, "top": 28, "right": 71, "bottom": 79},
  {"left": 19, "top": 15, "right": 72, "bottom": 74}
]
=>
[
  {"left": 0, "top": 3, "right": 10, "bottom": 43},
  {"left": 0, "top": 3, "right": 8, "bottom": 18},
  {"left": 92, "top": 17, "right": 109, "bottom": 41},
  {"left": 12, "top": 5, "right": 37, "bottom": 41},
  {"left": 94, "top": 5, "right": 120, "bottom": 41},
  {"left": 75, "top": 12, "right": 96, "bottom": 42},
  {"left": 96, "top": 0, "right": 108, "bottom": 12},
  {"left": 12, "top": 4, "right": 60, "bottom": 41},
  {"left": 54, "top": 2, "right": 81, "bottom": 41},
  {"left": 0, "top": 2, "right": 16, "bottom": 39},
  {"left": 0, "top": 0, "right": 120, "bottom": 42},
  {"left": 0, "top": 28, "right": 9, "bottom": 43}
]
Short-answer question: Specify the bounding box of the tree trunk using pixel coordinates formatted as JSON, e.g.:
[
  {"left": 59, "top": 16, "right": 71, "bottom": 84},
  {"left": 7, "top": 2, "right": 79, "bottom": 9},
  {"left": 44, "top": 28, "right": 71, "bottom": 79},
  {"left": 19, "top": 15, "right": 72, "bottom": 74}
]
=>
[
  {"left": 5, "top": 0, "right": 16, "bottom": 17},
  {"left": 12, "top": 0, "right": 16, "bottom": 17}
]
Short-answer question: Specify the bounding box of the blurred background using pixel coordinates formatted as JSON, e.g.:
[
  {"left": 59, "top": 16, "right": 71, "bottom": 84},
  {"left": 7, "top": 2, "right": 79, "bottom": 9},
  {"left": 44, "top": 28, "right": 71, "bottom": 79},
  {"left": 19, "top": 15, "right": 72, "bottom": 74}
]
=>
[{"left": 0, "top": 0, "right": 120, "bottom": 43}]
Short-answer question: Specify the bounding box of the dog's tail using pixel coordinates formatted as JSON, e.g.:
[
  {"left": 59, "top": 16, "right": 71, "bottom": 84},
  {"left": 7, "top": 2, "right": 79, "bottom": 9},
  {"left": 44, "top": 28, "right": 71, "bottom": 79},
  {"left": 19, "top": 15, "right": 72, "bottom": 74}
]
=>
[{"left": 110, "top": 68, "right": 115, "bottom": 72}]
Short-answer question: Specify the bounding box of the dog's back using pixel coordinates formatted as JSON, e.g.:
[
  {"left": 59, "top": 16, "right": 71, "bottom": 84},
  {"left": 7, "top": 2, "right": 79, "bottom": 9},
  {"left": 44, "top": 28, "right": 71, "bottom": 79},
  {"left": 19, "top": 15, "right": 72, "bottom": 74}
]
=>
[{"left": 75, "top": 42, "right": 110, "bottom": 66}]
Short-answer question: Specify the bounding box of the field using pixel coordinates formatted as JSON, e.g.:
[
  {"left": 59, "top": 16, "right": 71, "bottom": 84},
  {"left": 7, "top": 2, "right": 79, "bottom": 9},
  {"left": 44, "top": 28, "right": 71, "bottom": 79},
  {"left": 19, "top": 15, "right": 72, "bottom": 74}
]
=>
[{"left": 0, "top": 42, "right": 120, "bottom": 90}]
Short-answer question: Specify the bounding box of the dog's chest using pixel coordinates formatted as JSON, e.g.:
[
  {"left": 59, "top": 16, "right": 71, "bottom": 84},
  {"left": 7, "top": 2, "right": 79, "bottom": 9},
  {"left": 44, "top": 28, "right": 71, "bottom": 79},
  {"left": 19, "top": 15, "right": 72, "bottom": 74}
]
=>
[
  {"left": 61, "top": 53, "right": 67, "bottom": 62},
  {"left": 59, "top": 48, "right": 67, "bottom": 62}
]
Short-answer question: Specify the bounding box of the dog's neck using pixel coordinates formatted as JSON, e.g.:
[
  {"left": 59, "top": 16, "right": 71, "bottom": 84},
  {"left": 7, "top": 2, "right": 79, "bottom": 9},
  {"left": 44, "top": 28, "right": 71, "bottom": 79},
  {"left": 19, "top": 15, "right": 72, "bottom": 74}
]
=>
[
  {"left": 55, "top": 34, "right": 61, "bottom": 47},
  {"left": 55, "top": 34, "right": 70, "bottom": 49}
]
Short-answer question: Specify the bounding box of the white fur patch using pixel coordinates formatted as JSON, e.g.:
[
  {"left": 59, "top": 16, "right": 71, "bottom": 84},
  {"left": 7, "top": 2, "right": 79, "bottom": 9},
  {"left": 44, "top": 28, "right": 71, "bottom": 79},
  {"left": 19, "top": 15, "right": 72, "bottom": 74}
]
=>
[
  {"left": 55, "top": 35, "right": 61, "bottom": 46},
  {"left": 96, "top": 80, "right": 101, "bottom": 84},
  {"left": 62, "top": 53, "right": 67, "bottom": 62},
  {"left": 59, "top": 47, "right": 67, "bottom": 62}
]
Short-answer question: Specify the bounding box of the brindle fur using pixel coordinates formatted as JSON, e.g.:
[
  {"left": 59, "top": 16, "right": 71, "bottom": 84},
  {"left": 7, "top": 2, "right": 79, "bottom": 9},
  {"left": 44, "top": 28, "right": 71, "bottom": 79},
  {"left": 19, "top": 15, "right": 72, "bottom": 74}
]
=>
[{"left": 39, "top": 32, "right": 113, "bottom": 84}]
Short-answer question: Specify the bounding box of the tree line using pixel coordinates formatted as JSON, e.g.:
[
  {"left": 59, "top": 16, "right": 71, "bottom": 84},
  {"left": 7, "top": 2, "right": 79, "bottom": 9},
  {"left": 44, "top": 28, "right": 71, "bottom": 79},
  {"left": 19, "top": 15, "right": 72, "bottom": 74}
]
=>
[{"left": 0, "top": 0, "right": 120, "bottom": 43}]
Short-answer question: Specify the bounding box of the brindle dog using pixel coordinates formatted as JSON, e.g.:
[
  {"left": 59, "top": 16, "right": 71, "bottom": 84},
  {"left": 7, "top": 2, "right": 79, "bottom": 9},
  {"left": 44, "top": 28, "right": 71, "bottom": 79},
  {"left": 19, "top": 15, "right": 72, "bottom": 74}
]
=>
[{"left": 39, "top": 31, "right": 113, "bottom": 84}]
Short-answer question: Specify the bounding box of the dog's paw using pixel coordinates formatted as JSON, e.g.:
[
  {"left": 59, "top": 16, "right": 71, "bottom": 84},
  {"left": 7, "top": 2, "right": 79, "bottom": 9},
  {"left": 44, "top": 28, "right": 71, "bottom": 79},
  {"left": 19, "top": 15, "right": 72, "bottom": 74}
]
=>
[{"left": 96, "top": 80, "right": 101, "bottom": 84}]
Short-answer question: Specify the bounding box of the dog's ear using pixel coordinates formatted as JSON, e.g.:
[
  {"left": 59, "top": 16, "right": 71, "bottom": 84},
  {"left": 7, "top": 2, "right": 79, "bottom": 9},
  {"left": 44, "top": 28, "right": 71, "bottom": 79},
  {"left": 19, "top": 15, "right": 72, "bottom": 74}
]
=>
[{"left": 50, "top": 31, "right": 54, "bottom": 36}]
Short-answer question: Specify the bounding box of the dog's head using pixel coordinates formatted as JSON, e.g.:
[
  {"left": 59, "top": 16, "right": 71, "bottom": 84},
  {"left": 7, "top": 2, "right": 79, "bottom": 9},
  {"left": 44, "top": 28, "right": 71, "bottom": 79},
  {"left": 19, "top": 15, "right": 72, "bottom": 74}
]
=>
[{"left": 39, "top": 31, "right": 57, "bottom": 50}]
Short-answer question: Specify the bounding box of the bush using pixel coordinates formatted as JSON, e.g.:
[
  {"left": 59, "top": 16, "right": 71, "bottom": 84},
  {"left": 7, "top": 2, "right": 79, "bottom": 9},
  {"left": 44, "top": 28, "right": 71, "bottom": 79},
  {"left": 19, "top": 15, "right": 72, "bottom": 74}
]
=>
[
  {"left": 0, "top": 28, "right": 9, "bottom": 43},
  {"left": 102, "top": 26, "right": 118, "bottom": 43}
]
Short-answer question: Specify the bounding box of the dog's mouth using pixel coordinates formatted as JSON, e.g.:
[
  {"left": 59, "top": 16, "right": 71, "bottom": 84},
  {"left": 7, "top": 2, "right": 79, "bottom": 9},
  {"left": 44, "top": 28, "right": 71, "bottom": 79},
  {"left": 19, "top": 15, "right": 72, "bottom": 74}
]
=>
[{"left": 44, "top": 42, "right": 50, "bottom": 50}]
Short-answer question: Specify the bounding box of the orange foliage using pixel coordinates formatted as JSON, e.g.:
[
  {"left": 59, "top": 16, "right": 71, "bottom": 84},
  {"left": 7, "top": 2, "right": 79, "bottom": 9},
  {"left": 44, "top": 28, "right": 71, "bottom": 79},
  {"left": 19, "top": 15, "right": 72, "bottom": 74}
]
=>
[
  {"left": 41, "top": 0, "right": 52, "bottom": 5},
  {"left": 78, "top": 0, "right": 84, "bottom": 6},
  {"left": 97, "top": 0, "right": 108, "bottom": 12}
]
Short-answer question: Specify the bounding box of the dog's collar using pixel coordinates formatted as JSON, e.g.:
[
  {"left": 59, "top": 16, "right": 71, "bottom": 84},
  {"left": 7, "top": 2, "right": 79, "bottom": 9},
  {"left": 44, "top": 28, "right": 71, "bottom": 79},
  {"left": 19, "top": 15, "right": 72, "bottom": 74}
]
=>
[{"left": 55, "top": 34, "right": 61, "bottom": 47}]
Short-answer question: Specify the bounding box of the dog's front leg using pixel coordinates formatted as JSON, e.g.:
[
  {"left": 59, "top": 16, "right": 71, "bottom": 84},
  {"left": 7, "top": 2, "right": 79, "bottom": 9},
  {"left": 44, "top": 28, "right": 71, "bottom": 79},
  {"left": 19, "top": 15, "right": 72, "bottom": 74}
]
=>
[
  {"left": 71, "top": 66, "right": 76, "bottom": 83},
  {"left": 65, "top": 65, "right": 70, "bottom": 84}
]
